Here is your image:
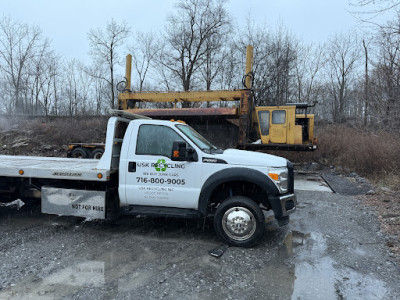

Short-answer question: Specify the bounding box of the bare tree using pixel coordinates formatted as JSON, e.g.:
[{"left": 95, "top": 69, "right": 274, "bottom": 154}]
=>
[
  {"left": 128, "top": 31, "right": 161, "bottom": 92},
  {"left": 267, "top": 28, "right": 298, "bottom": 105},
  {"left": 326, "top": 32, "right": 361, "bottom": 122},
  {"left": 349, "top": 0, "right": 400, "bottom": 35},
  {"left": 362, "top": 39, "right": 370, "bottom": 126},
  {"left": 200, "top": 20, "right": 231, "bottom": 92},
  {"left": 350, "top": 0, "right": 400, "bottom": 16},
  {"left": 92, "top": 74, "right": 107, "bottom": 115},
  {"left": 63, "top": 59, "right": 80, "bottom": 116},
  {"left": 160, "top": 0, "right": 230, "bottom": 98},
  {"left": 0, "top": 76, "right": 13, "bottom": 113},
  {"left": 237, "top": 22, "right": 298, "bottom": 106},
  {"left": 235, "top": 20, "right": 272, "bottom": 104},
  {"left": 0, "top": 17, "right": 45, "bottom": 113},
  {"left": 88, "top": 19, "right": 130, "bottom": 109},
  {"left": 216, "top": 41, "right": 241, "bottom": 90},
  {"left": 52, "top": 59, "right": 60, "bottom": 116},
  {"left": 293, "top": 43, "right": 325, "bottom": 104},
  {"left": 27, "top": 39, "right": 57, "bottom": 115},
  {"left": 367, "top": 20, "right": 400, "bottom": 129}
]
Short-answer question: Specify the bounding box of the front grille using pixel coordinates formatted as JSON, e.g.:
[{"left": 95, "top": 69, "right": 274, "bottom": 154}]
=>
[{"left": 287, "top": 160, "right": 294, "bottom": 193}]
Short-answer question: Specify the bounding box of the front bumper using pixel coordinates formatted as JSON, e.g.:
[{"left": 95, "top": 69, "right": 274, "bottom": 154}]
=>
[{"left": 279, "top": 193, "right": 297, "bottom": 217}]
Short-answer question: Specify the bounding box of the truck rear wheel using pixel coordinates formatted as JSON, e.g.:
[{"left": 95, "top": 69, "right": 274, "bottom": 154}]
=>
[
  {"left": 213, "top": 196, "right": 265, "bottom": 247},
  {"left": 71, "top": 148, "right": 90, "bottom": 159}
]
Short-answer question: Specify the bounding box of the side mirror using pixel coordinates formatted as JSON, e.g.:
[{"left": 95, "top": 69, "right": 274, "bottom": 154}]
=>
[{"left": 171, "top": 141, "right": 197, "bottom": 161}]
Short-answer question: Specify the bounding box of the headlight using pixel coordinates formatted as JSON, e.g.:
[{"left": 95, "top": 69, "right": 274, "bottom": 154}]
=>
[{"left": 268, "top": 170, "right": 288, "bottom": 194}]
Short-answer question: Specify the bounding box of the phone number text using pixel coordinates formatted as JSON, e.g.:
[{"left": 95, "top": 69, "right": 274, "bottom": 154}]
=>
[{"left": 136, "top": 177, "right": 186, "bottom": 185}]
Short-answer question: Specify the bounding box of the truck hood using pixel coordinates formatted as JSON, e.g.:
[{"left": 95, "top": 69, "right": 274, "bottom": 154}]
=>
[{"left": 214, "top": 149, "right": 287, "bottom": 168}]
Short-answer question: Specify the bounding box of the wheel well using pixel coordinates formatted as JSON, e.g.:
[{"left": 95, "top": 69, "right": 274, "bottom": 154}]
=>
[{"left": 207, "top": 180, "right": 269, "bottom": 213}]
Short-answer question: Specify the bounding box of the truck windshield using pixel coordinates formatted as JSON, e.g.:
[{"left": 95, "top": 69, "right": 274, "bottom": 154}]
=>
[{"left": 176, "top": 124, "right": 218, "bottom": 152}]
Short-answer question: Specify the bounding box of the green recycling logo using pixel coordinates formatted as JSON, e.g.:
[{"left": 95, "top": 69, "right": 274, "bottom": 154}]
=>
[{"left": 155, "top": 159, "right": 168, "bottom": 172}]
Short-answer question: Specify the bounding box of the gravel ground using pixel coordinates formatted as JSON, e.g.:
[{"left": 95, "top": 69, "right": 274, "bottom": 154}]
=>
[
  {"left": 320, "top": 168, "right": 400, "bottom": 265},
  {"left": 0, "top": 187, "right": 399, "bottom": 299},
  {"left": 358, "top": 189, "right": 400, "bottom": 265}
]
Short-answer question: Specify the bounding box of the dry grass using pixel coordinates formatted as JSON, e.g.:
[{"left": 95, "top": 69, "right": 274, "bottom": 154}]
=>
[
  {"left": 283, "top": 124, "right": 400, "bottom": 190},
  {"left": 20, "top": 117, "right": 109, "bottom": 144},
  {"left": 0, "top": 117, "right": 108, "bottom": 157}
]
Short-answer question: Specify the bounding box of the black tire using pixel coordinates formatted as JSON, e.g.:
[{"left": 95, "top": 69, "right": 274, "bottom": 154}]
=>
[
  {"left": 91, "top": 148, "right": 104, "bottom": 159},
  {"left": 71, "top": 148, "right": 90, "bottom": 159},
  {"left": 213, "top": 196, "right": 265, "bottom": 247}
]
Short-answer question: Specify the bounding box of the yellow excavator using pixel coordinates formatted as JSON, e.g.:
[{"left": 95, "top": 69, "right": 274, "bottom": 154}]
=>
[{"left": 118, "top": 45, "right": 317, "bottom": 152}]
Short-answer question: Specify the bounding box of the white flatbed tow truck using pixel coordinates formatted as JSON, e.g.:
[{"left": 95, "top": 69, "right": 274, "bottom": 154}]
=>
[{"left": 0, "top": 111, "right": 296, "bottom": 247}]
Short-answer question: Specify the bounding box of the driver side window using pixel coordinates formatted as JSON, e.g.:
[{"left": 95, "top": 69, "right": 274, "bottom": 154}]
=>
[{"left": 136, "top": 125, "right": 185, "bottom": 158}]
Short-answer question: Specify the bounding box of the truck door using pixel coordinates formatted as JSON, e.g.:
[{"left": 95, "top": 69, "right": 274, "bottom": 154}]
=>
[
  {"left": 257, "top": 110, "right": 270, "bottom": 144},
  {"left": 123, "top": 124, "right": 202, "bottom": 209},
  {"left": 269, "top": 110, "right": 287, "bottom": 144}
]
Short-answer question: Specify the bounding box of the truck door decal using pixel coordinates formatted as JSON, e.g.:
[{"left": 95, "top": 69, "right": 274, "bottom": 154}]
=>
[
  {"left": 155, "top": 159, "right": 168, "bottom": 171},
  {"left": 123, "top": 124, "right": 202, "bottom": 209}
]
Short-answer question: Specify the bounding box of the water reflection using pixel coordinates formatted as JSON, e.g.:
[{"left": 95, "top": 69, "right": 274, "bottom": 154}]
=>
[
  {"left": 44, "top": 260, "right": 105, "bottom": 287},
  {"left": 283, "top": 230, "right": 311, "bottom": 257},
  {"left": 0, "top": 225, "right": 387, "bottom": 300},
  {"left": 290, "top": 231, "right": 388, "bottom": 299},
  {"left": 0, "top": 231, "right": 304, "bottom": 299}
]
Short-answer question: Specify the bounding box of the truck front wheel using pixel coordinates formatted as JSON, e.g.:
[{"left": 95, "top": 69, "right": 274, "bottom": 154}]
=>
[{"left": 213, "top": 196, "right": 265, "bottom": 247}]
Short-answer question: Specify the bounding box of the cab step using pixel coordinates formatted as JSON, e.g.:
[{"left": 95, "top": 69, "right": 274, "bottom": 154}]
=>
[{"left": 121, "top": 205, "right": 202, "bottom": 219}]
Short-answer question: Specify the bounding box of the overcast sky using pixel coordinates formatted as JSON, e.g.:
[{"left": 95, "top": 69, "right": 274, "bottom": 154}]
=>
[{"left": 1, "top": 0, "right": 391, "bottom": 64}]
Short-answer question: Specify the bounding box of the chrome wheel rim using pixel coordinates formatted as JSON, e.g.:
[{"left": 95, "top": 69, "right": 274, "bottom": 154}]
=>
[{"left": 222, "top": 207, "right": 256, "bottom": 241}]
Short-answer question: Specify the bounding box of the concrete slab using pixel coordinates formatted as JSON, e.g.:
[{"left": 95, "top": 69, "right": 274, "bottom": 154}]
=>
[
  {"left": 294, "top": 173, "right": 333, "bottom": 193},
  {"left": 321, "top": 172, "right": 373, "bottom": 195}
]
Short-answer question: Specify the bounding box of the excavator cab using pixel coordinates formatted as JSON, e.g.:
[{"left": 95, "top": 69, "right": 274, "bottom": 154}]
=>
[{"left": 253, "top": 103, "right": 317, "bottom": 151}]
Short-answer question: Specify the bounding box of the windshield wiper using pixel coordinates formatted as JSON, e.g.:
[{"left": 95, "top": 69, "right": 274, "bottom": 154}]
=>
[
  {"left": 201, "top": 147, "right": 211, "bottom": 153},
  {"left": 210, "top": 147, "right": 224, "bottom": 154}
]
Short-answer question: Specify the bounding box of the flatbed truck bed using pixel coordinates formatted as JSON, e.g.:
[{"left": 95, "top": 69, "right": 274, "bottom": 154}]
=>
[{"left": 0, "top": 155, "right": 111, "bottom": 182}]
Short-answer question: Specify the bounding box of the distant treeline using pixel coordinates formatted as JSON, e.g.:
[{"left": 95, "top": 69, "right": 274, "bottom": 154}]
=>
[{"left": 1, "top": 0, "right": 400, "bottom": 131}]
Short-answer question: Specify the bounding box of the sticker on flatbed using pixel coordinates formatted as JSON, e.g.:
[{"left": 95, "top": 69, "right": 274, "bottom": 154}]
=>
[{"left": 52, "top": 172, "right": 82, "bottom": 177}]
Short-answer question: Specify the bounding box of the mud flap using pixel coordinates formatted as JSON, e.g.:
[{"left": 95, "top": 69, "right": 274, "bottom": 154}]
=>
[
  {"left": 42, "top": 187, "right": 107, "bottom": 219},
  {"left": 277, "top": 215, "right": 290, "bottom": 227}
]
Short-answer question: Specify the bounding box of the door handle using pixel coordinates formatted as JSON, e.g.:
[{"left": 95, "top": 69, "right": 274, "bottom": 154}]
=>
[{"left": 128, "top": 162, "right": 136, "bottom": 172}]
